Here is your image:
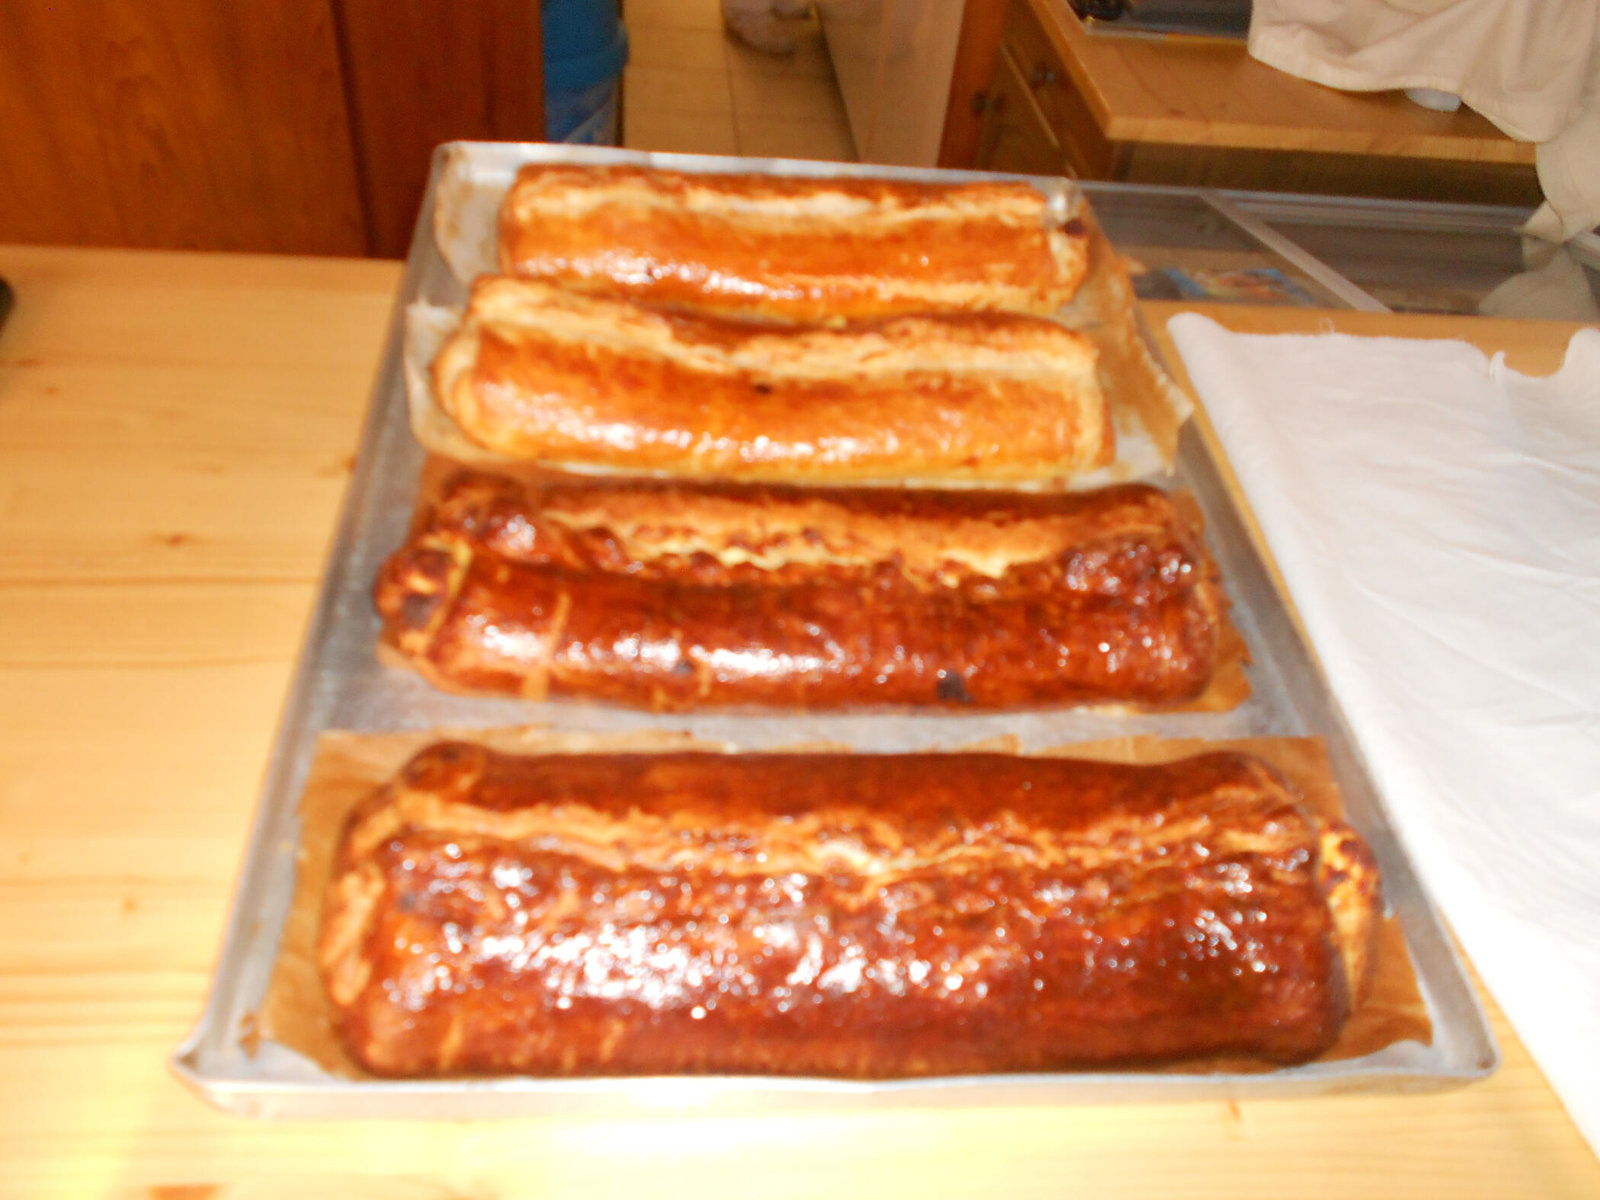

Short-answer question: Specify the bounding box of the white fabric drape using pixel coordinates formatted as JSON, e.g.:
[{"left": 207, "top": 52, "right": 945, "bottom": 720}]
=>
[
  {"left": 1249, "top": 0, "right": 1600, "bottom": 238},
  {"left": 1168, "top": 314, "right": 1600, "bottom": 1153}
]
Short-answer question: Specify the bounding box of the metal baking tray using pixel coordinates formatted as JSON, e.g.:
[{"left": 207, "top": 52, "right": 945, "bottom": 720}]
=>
[{"left": 173, "top": 143, "right": 1496, "bottom": 1117}]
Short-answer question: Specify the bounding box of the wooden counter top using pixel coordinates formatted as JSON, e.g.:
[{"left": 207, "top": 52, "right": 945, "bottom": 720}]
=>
[
  {"left": 1046, "top": 5, "right": 1535, "bottom": 164},
  {"left": 949, "top": 0, "right": 1541, "bottom": 203},
  {"left": 1, "top": 244, "right": 1596, "bottom": 1197}
]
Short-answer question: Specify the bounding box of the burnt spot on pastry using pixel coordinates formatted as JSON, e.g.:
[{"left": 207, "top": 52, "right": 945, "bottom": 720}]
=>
[{"left": 936, "top": 670, "right": 973, "bottom": 704}]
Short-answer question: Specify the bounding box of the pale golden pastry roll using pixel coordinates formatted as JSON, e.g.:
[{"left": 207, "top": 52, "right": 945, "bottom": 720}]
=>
[
  {"left": 431, "top": 277, "right": 1111, "bottom": 483},
  {"left": 496, "top": 163, "right": 1091, "bottom": 321}
]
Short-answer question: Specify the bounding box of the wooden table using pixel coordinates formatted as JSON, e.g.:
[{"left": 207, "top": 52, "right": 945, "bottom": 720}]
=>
[
  {"left": 2, "top": 244, "right": 1597, "bottom": 1198},
  {"left": 948, "top": 0, "right": 1543, "bottom": 206}
]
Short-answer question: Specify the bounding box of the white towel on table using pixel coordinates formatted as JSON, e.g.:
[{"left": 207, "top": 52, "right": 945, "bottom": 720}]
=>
[{"left": 1167, "top": 313, "right": 1600, "bottom": 1150}]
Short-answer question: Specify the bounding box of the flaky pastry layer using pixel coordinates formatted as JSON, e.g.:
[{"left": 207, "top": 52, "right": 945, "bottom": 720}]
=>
[
  {"left": 496, "top": 164, "right": 1090, "bottom": 320},
  {"left": 319, "top": 744, "right": 1380, "bottom": 1078},
  {"left": 432, "top": 278, "right": 1111, "bottom": 482}
]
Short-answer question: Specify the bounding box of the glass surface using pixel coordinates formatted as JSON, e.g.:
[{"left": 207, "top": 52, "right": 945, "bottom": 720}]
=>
[
  {"left": 1083, "top": 184, "right": 1600, "bottom": 319},
  {"left": 1238, "top": 195, "right": 1600, "bottom": 318},
  {"left": 1083, "top": 184, "right": 1355, "bottom": 308}
]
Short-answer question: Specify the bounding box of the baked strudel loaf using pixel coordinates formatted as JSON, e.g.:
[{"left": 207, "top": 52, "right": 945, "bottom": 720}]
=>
[
  {"left": 429, "top": 278, "right": 1111, "bottom": 483},
  {"left": 373, "top": 471, "right": 1228, "bottom": 709},
  {"left": 319, "top": 743, "right": 1379, "bottom": 1077},
  {"left": 496, "top": 163, "right": 1091, "bottom": 321}
]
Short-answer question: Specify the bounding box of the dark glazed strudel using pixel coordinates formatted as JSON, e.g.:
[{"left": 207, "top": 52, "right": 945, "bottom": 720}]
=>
[
  {"left": 319, "top": 744, "right": 1379, "bottom": 1078},
  {"left": 374, "top": 472, "right": 1229, "bottom": 709}
]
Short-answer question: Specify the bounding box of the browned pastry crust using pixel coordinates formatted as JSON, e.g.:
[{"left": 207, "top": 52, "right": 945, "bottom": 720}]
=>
[
  {"left": 373, "top": 471, "right": 1228, "bottom": 710},
  {"left": 431, "top": 277, "right": 1111, "bottom": 483},
  {"left": 318, "top": 744, "right": 1380, "bottom": 1078},
  {"left": 496, "top": 163, "right": 1090, "bottom": 321}
]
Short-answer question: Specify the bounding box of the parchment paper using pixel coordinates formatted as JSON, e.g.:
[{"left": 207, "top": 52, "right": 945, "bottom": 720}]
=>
[{"left": 259, "top": 730, "right": 1429, "bottom": 1082}]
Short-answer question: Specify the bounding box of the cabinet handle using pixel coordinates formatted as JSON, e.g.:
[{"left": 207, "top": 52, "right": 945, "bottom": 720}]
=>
[{"left": 1029, "top": 62, "right": 1058, "bottom": 88}]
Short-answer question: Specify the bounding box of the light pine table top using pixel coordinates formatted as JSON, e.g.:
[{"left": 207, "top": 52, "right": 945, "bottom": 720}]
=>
[
  {"left": 0, "top": 243, "right": 1595, "bottom": 1198},
  {"left": 1037, "top": 0, "right": 1537, "bottom": 164}
]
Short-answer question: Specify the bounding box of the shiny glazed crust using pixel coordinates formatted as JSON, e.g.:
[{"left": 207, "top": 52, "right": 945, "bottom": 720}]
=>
[
  {"left": 318, "top": 744, "right": 1380, "bottom": 1078},
  {"left": 496, "top": 164, "right": 1091, "bottom": 320},
  {"left": 431, "top": 278, "right": 1111, "bottom": 482},
  {"left": 373, "top": 472, "right": 1228, "bottom": 709}
]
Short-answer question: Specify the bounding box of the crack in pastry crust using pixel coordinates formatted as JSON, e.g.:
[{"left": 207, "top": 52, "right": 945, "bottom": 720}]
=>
[
  {"left": 374, "top": 473, "right": 1228, "bottom": 710},
  {"left": 497, "top": 164, "right": 1090, "bottom": 321},
  {"left": 318, "top": 745, "right": 1379, "bottom": 1078}
]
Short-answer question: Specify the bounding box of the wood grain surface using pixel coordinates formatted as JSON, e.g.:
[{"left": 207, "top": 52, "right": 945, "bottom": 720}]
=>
[
  {"left": 332, "top": 0, "right": 546, "bottom": 259},
  {"left": 0, "top": 1, "right": 545, "bottom": 259},
  {"left": 1041, "top": 2, "right": 1536, "bottom": 163},
  {"left": 936, "top": 0, "right": 1010, "bottom": 172},
  {"left": 955, "top": 0, "right": 1541, "bottom": 204},
  {"left": 0, "top": 243, "right": 1597, "bottom": 1198},
  {"left": 0, "top": 2, "right": 367, "bottom": 256}
]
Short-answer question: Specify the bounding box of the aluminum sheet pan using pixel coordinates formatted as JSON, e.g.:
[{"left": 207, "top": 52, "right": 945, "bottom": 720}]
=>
[{"left": 172, "top": 142, "right": 1497, "bottom": 1118}]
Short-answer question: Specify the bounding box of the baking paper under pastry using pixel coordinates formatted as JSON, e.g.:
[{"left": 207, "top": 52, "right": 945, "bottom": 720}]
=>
[{"left": 260, "top": 727, "right": 1431, "bottom": 1083}]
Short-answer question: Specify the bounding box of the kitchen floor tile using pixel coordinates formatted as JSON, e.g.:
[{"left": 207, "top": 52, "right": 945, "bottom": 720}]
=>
[
  {"left": 624, "top": 106, "right": 741, "bottom": 156},
  {"left": 627, "top": 26, "right": 730, "bottom": 71},
  {"left": 625, "top": 0, "right": 725, "bottom": 32},
  {"left": 622, "top": 0, "right": 855, "bottom": 164},
  {"left": 736, "top": 115, "right": 857, "bottom": 162},
  {"left": 723, "top": 18, "right": 833, "bottom": 77},
  {"left": 624, "top": 65, "right": 735, "bottom": 117},
  {"left": 729, "top": 69, "right": 848, "bottom": 123}
]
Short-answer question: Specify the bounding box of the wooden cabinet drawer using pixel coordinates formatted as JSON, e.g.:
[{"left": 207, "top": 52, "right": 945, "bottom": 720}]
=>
[
  {"left": 1002, "top": 0, "right": 1116, "bottom": 178},
  {"left": 980, "top": 43, "right": 1071, "bottom": 177}
]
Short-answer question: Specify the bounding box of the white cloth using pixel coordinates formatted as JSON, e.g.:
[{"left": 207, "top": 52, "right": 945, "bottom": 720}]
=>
[
  {"left": 1167, "top": 314, "right": 1600, "bottom": 1152},
  {"left": 1524, "top": 25, "right": 1600, "bottom": 243},
  {"left": 1249, "top": 0, "right": 1600, "bottom": 238},
  {"left": 1478, "top": 240, "right": 1600, "bottom": 321}
]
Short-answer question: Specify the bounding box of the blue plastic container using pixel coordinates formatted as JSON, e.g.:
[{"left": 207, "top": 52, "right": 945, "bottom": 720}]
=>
[{"left": 543, "top": 0, "right": 629, "bottom": 145}]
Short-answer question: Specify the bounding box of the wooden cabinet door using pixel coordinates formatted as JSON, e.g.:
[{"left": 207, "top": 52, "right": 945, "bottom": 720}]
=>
[
  {"left": 0, "top": 1, "right": 546, "bottom": 258},
  {"left": 333, "top": 0, "right": 546, "bottom": 258},
  {"left": 1001, "top": 0, "right": 1117, "bottom": 178},
  {"left": 0, "top": 0, "right": 368, "bottom": 255},
  {"left": 977, "top": 43, "right": 1070, "bottom": 177}
]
